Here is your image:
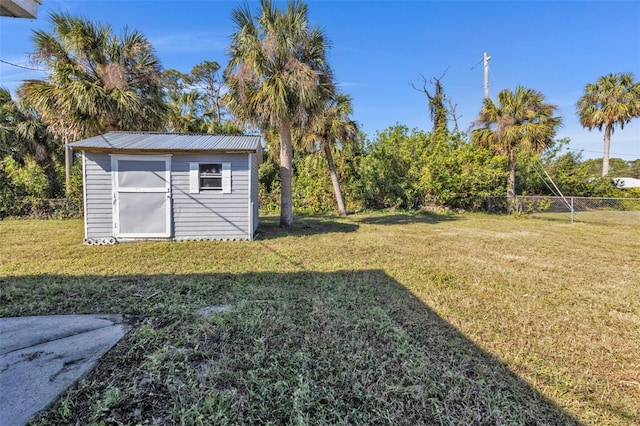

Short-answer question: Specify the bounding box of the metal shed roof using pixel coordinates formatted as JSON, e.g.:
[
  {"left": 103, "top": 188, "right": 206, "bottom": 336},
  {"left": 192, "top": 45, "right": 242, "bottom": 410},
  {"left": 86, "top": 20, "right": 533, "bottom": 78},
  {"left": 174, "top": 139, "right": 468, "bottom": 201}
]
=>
[{"left": 68, "top": 132, "right": 261, "bottom": 153}]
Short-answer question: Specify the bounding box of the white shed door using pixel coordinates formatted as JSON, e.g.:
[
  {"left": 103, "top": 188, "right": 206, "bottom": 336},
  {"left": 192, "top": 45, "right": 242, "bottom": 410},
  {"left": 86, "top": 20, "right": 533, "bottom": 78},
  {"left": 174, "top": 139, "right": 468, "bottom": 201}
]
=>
[{"left": 112, "top": 155, "right": 171, "bottom": 238}]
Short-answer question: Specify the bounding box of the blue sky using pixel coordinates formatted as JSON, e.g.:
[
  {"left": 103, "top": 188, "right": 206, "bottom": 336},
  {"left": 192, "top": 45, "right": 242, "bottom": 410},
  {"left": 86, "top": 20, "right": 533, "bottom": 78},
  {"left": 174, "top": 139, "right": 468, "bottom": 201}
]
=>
[{"left": 1, "top": 0, "right": 639, "bottom": 161}]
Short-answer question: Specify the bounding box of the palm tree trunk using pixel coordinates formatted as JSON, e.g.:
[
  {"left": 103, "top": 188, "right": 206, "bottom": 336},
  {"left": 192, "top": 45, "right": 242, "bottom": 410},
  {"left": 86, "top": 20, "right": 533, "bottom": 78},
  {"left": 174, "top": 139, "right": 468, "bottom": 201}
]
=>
[
  {"left": 323, "top": 142, "right": 346, "bottom": 216},
  {"left": 279, "top": 117, "right": 294, "bottom": 227},
  {"left": 602, "top": 122, "right": 612, "bottom": 177},
  {"left": 507, "top": 149, "right": 516, "bottom": 214}
]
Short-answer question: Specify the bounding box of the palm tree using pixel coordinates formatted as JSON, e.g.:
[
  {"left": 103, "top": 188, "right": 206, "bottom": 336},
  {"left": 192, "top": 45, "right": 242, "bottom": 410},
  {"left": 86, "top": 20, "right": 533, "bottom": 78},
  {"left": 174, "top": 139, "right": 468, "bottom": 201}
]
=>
[
  {"left": 162, "top": 69, "right": 200, "bottom": 133},
  {"left": 0, "top": 88, "right": 62, "bottom": 195},
  {"left": 163, "top": 65, "right": 243, "bottom": 135},
  {"left": 472, "top": 86, "right": 561, "bottom": 212},
  {"left": 225, "top": 0, "right": 332, "bottom": 227},
  {"left": 166, "top": 91, "right": 204, "bottom": 133},
  {"left": 576, "top": 73, "right": 640, "bottom": 177},
  {"left": 18, "top": 12, "right": 167, "bottom": 187},
  {"left": 301, "top": 92, "right": 357, "bottom": 216}
]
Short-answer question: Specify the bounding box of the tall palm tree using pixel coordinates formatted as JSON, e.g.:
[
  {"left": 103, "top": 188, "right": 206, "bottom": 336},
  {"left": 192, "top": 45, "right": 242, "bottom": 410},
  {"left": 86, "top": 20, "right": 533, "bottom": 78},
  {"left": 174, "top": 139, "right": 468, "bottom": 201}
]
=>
[
  {"left": 225, "top": 0, "right": 332, "bottom": 227},
  {"left": 18, "top": 12, "right": 167, "bottom": 187},
  {"left": 301, "top": 92, "right": 357, "bottom": 216},
  {"left": 472, "top": 86, "right": 561, "bottom": 212},
  {"left": 576, "top": 73, "right": 640, "bottom": 176}
]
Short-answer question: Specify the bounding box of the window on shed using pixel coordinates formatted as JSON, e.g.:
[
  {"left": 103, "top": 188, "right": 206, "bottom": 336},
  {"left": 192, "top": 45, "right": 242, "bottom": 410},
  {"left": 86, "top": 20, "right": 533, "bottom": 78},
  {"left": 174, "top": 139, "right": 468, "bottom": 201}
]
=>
[
  {"left": 199, "top": 163, "right": 223, "bottom": 189},
  {"left": 190, "top": 162, "right": 231, "bottom": 194}
]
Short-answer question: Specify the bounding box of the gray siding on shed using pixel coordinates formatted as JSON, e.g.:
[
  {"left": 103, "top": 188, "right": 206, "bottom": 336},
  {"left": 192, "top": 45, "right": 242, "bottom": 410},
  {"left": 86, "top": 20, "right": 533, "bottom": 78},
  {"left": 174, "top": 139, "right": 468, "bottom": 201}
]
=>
[
  {"left": 251, "top": 151, "right": 260, "bottom": 233},
  {"left": 84, "top": 152, "right": 114, "bottom": 239},
  {"left": 172, "top": 153, "right": 251, "bottom": 240},
  {"left": 82, "top": 151, "right": 258, "bottom": 242}
]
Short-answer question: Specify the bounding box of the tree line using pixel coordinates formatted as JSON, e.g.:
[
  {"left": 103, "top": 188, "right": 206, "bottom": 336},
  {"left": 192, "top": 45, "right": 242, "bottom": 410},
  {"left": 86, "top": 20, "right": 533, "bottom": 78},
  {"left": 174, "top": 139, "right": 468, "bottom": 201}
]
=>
[{"left": 2, "top": 0, "right": 640, "bottom": 221}]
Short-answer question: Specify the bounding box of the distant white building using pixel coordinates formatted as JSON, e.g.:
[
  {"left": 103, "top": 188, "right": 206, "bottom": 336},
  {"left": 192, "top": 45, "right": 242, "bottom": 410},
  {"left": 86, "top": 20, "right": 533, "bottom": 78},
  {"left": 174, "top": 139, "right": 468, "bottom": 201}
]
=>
[
  {"left": 0, "top": 0, "right": 41, "bottom": 18},
  {"left": 613, "top": 177, "right": 640, "bottom": 189}
]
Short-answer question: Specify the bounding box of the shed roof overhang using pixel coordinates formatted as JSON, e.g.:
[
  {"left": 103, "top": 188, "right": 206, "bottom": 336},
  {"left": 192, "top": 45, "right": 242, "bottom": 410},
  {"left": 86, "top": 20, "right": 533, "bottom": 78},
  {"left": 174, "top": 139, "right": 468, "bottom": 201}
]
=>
[
  {"left": 0, "top": 0, "right": 41, "bottom": 18},
  {"left": 71, "top": 147, "right": 259, "bottom": 155},
  {"left": 67, "top": 132, "right": 262, "bottom": 154}
]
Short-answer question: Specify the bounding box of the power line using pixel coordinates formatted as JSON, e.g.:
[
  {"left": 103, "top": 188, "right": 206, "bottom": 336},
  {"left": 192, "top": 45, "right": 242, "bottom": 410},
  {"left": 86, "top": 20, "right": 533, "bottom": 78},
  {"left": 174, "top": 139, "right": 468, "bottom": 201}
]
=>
[
  {"left": 564, "top": 147, "right": 640, "bottom": 159},
  {"left": 0, "top": 59, "right": 47, "bottom": 72}
]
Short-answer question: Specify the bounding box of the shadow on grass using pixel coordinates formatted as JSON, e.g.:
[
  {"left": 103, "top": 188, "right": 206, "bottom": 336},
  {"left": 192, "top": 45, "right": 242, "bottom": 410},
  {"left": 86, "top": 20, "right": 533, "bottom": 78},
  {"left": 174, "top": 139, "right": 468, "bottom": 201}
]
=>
[
  {"left": 527, "top": 212, "right": 575, "bottom": 223},
  {"left": 354, "top": 211, "right": 459, "bottom": 225},
  {"left": 3, "top": 271, "right": 581, "bottom": 425},
  {"left": 256, "top": 215, "right": 359, "bottom": 239}
]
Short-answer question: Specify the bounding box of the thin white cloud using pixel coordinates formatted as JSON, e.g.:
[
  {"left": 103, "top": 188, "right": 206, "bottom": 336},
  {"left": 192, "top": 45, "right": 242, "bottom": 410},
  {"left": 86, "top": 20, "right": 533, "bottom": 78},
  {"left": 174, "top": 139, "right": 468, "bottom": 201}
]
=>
[{"left": 336, "top": 81, "right": 367, "bottom": 89}]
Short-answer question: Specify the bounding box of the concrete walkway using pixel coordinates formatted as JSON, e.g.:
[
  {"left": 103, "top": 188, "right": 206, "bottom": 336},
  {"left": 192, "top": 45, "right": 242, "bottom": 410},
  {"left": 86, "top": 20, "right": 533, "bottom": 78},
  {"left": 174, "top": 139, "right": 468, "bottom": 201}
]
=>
[{"left": 0, "top": 315, "right": 133, "bottom": 426}]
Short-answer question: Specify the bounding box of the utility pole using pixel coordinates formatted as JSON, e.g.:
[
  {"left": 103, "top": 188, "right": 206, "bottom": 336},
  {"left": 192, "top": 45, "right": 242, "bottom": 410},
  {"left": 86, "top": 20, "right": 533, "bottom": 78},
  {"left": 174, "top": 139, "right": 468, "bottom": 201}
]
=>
[{"left": 483, "top": 52, "right": 491, "bottom": 99}]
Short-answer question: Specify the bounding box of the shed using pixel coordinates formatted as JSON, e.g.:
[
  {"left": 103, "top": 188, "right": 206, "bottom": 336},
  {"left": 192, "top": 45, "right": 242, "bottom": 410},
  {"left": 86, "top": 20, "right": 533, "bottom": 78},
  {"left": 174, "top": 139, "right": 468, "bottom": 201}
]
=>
[{"left": 68, "top": 132, "right": 262, "bottom": 244}]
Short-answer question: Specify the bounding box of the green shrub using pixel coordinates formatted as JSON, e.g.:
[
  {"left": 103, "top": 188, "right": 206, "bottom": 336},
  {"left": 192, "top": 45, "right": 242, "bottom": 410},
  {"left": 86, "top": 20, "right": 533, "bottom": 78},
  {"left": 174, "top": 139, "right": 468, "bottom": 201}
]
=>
[
  {"left": 419, "top": 131, "right": 506, "bottom": 210},
  {"left": 2, "top": 156, "right": 49, "bottom": 198},
  {"left": 0, "top": 156, "right": 83, "bottom": 219},
  {"left": 357, "top": 126, "right": 506, "bottom": 211},
  {"left": 357, "top": 125, "right": 428, "bottom": 209},
  {"left": 1, "top": 156, "right": 48, "bottom": 218},
  {"left": 292, "top": 153, "right": 335, "bottom": 214}
]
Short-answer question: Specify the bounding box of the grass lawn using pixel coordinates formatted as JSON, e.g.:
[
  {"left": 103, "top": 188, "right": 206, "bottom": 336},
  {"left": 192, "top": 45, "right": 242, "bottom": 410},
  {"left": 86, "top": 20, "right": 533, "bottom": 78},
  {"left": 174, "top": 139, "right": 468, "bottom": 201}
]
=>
[{"left": 1, "top": 212, "right": 638, "bottom": 425}]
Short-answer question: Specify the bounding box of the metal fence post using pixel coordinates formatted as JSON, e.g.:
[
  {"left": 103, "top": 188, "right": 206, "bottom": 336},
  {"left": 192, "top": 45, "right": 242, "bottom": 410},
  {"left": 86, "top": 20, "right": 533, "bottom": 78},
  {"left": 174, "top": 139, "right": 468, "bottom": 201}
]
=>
[{"left": 570, "top": 197, "right": 574, "bottom": 224}]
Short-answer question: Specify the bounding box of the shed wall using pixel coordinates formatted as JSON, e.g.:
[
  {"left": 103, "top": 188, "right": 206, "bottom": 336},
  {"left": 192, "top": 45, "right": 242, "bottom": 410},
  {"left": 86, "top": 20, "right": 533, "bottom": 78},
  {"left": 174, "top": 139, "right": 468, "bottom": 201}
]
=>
[
  {"left": 84, "top": 152, "right": 114, "bottom": 240},
  {"left": 82, "top": 151, "right": 258, "bottom": 242},
  {"left": 172, "top": 153, "right": 252, "bottom": 240},
  {"left": 251, "top": 151, "right": 260, "bottom": 233}
]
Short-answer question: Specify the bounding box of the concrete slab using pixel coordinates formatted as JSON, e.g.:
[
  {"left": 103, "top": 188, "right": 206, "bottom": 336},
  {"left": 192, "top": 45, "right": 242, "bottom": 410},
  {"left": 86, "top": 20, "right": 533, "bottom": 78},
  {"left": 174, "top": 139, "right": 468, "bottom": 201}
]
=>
[{"left": 0, "top": 315, "right": 133, "bottom": 426}]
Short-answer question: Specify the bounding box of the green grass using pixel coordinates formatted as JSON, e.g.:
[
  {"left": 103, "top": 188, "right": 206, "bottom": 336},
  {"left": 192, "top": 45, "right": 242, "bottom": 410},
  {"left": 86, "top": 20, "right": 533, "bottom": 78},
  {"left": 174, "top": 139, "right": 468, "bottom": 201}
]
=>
[
  {"left": 529, "top": 210, "right": 640, "bottom": 226},
  {"left": 1, "top": 213, "right": 639, "bottom": 425}
]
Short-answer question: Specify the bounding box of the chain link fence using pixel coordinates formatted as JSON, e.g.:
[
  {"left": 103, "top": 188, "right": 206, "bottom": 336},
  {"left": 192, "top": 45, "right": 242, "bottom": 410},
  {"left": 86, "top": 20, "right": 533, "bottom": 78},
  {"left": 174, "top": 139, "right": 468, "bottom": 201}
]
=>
[
  {"left": 0, "top": 197, "right": 83, "bottom": 220},
  {"left": 514, "top": 196, "right": 640, "bottom": 226}
]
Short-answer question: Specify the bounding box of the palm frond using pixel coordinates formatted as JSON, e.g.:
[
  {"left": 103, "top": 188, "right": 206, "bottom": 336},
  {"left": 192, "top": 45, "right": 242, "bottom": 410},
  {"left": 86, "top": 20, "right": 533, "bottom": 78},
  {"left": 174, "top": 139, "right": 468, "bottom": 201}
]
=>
[{"left": 20, "top": 11, "right": 167, "bottom": 141}]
